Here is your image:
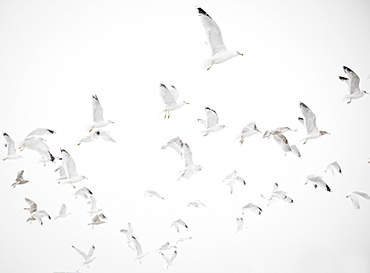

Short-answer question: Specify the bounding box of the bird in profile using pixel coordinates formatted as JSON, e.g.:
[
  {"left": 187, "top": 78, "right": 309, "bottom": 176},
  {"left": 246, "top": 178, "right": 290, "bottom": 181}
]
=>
[
  {"left": 54, "top": 203, "right": 72, "bottom": 220},
  {"left": 73, "top": 187, "right": 93, "bottom": 199},
  {"left": 131, "top": 236, "right": 148, "bottom": 263},
  {"left": 263, "top": 127, "right": 296, "bottom": 139},
  {"left": 298, "top": 102, "right": 329, "bottom": 144},
  {"left": 88, "top": 213, "right": 107, "bottom": 228},
  {"left": 24, "top": 198, "right": 37, "bottom": 214},
  {"left": 187, "top": 200, "right": 207, "bottom": 208},
  {"left": 305, "top": 174, "right": 331, "bottom": 192},
  {"left": 2, "top": 132, "right": 21, "bottom": 161},
  {"left": 236, "top": 217, "right": 247, "bottom": 233},
  {"left": 197, "top": 7, "right": 243, "bottom": 70},
  {"left": 339, "top": 66, "right": 368, "bottom": 104},
  {"left": 59, "top": 149, "right": 87, "bottom": 188},
  {"left": 260, "top": 182, "right": 294, "bottom": 205},
  {"left": 325, "top": 161, "right": 342, "bottom": 175},
  {"left": 346, "top": 191, "right": 370, "bottom": 209},
  {"left": 161, "top": 136, "right": 184, "bottom": 158},
  {"left": 27, "top": 210, "right": 52, "bottom": 225},
  {"left": 236, "top": 121, "right": 261, "bottom": 145},
  {"left": 11, "top": 170, "right": 30, "bottom": 187},
  {"left": 198, "top": 107, "right": 226, "bottom": 136},
  {"left": 171, "top": 219, "right": 188, "bottom": 233},
  {"left": 178, "top": 143, "right": 202, "bottom": 180},
  {"left": 241, "top": 203, "right": 263, "bottom": 215},
  {"left": 144, "top": 189, "right": 165, "bottom": 200},
  {"left": 159, "top": 83, "right": 189, "bottom": 118},
  {"left": 89, "top": 94, "right": 114, "bottom": 132},
  {"left": 72, "top": 245, "right": 96, "bottom": 268},
  {"left": 87, "top": 197, "right": 103, "bottom": 216},
  {"left": 272, "top": 133, "right": 301, "bottom": 157},
  {"left": 161, "top": 250, "right": 177, "bottom": 269}
]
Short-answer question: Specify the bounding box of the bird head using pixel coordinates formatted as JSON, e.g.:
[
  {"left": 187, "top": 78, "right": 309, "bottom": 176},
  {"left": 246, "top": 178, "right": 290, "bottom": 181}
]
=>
[{"left": 320, "top": 131, "right": 330, "bottom": 136}]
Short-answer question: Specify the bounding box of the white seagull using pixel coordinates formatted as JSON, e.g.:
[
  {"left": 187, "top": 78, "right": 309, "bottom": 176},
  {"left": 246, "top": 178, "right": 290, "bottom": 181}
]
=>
[
  {"left": 161, "top": 250, "right": 177, "bottom": 269},
  {"left": 222, "top": 170, "right": 246, "bottom": 194},
  {"left": 178, "top": 143, "right": 202, "bottom": 180},
  {"left": 261, "top": 183, "right": 294, "bottom": 205},
  {"left": 2, "top": 132, "right": 21, "bottom": 160},
  {"left": 87, "top": 197, "right": 103, "bottom": 215},
  {"left": 241, "top": 203, "right": 262, "bottom": 215},
  {"left": 144, "top": 189, "right": 164, "bottom": 200},
  {"left": 12, "top": 170, "right": 30, "bottom": 187},
  {"left": 159, "top": 83, "right": 189, "bottom": 119},
  {"left": 171, "top": 219, "right": 188, "bottom": 233},
  {"left": 72, "top": 245, "right": 96, "bottom": 268},
  {"left": 325, "top": 161, "right": 342, "bottom": 175},
  {"left": 198, "top": 107, "right": 226, "bottom": 136},
  {"left": 27, "top": 210, "right": 52, "bottom": 225},
  {"left": 24, "top": 198, "right": 37, "bottom": 214},
  {"left": 55, "top": 203, "right": 72, "bottom": 220},
  {"left": 305, "top": 174, "right": 331, "bottom": 192},
  {"left": 73, "top": 187, "right": 93, "bottom": 199},
  {"left": 88, "top": 213, "right": 107, "bottom": 228},
  {"left": 158, "top": 242, "right": 177, "bottom": 253},
  {"left": 236, "top": 121, "right": 261, "bottom": 145},
  {"left": 161, "top": 136, "right": 184, "bottom": 158},
  {"left": 197, "top": 7, "right": 243, "bottom": 70},
  {"left": 131, "top": 236, "right": 148, "bottom": 263},
  {"left": 78, "top": 130, "right": 116, "bottom": 145},
  {"left": 89, "top": 94, "right": 114, "bottom": 132},
  {"left": 346, "top": 191, "right": 370, "bottom": 209},
  {"left": 59, "top": 149, "right": 87, "bottom": 188},
  {"left": 187, "top": 200, "right": 207, "bottom": 208},
  {"left": 236, "top": 217, "right": 247, "bottom": 233},
  {"left": 299, "top": 102, "right": 329, "bottom": 144},
  {"left": 272, "top": 133, "right": 301, "bottom": 157},
  {"left": 339, "top": 66, "right": 368, "bottom": 104},
  {"left": 120, "top": 222, "right": 135, "bottom": 249}
]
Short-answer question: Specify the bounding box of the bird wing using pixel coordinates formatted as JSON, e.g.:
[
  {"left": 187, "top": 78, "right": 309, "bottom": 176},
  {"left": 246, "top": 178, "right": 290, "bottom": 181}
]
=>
[
  {"left": 61, "top": 149, "right": 78, "bottom": 178},
  {"left": 59, "top": 204, "right": 67, "bottom": 215},
  {"left": 16, "top": 170, "right": 25, "bottom": 182},
  {"left": 343, "top": 66, "right": 360, "bottom": 94},
  {"left": 300, "top": 102, "right": 318, "bottom": 135},
  {"left": 168, "top": 85, "right": 180, "bottom": 101},
  {"left": 182, "top": 143, "right": 194, "bottom": 167},
  {"left": 24, "top": 198, "right": 37, "bottom": 213},
  {"left": 162, "top": 137, "right": 183, "bottom": 157},
  {"left": 197, "top": 7, "right": 227, "bottom": 56},
  {"left": 132, "top": 236, "right": 143, "bottom": 256},
  {"left": 88, "top": 245, "right": 95, "bottom": 258},
  {"left": 290, "top": 145, "right": 301, "bottom": 157},
  {"left": 72, "top": 245, "right": 88, "bottom": 260},
  {"left": 97, "top": 130, "right": 116, "bottom": 143},
  {"left": 242, "top": 121, "right": 258, "bottom": 134},
  {"left": 92, "top": 94, "right": 104, "bottom": 122},
  {"left": 347, "top": 194, "right": 360, "bottom": 209},
  {"left": 273, "top": 133, "right": 290, "bottom": 152},
  {"left": 205, "top": 107, "right": 219, "bottom": 128},
  {"left": 353, "top": 191, "right": 370, "bottom": 200},
  {"left": 25, "top": 128, "right": 55, "bottom": 139},
  {"left": 159, "top": 83, "right": 177, "bottom": 107},
  {"left": 3, "top": 133, "right": 16, "bottom": 155}
]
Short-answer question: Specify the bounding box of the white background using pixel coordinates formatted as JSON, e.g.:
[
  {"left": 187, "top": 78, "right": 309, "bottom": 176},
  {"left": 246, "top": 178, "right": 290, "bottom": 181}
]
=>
[{"left": 0, "top": 0, "right": 370, "bottom": 272}]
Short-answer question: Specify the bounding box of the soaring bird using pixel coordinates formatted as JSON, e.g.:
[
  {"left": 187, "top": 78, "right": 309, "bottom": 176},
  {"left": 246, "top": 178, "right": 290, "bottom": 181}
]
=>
[
  {"left": 2, "top": 132, "right": 21, "bottom": 160},
  {"left": 11, "top": 170, "right": 30, "bottom": 187},
  {"left": 197, "top": 7, "right": 243, "bottom": 70},
  {"left": 299, "top": 102, "right": 329, "bottom": 144},
  {"left": 346, "top": 191, "right": 370, "bottom": 209},
  {"left": 263, "top": 127, "right": 296, "bottom": 139},
  {"left": 178, "top": 143, "right": 202, "bottom": 180},
  {"left": 305, "top": 174, "right": 331, "bottom": 192},
  {"left": 89, "top": 94, "right": 114, "bottom": 132},
  {"left": 161, "top": 136, "right": 184, "bottom": 158},
  {"left": 236, "top": 121, "right": 261, "bottom": 145},
  {"left": 325, "top": 161, "right": 342, "bottom": 175},
  {"left": 171, "top": 219, "right": 188, "bottom": 233},
  {"left": 59, "top": 149, "right": 87, "bottom": 188},
  {"left": 161, "top": 250, "right": 177, "bottom": 269},
  {"left": 72, "top": 245, "right": 96, "bottom": 268},
  {"left": 339, "top": 66, "right": 368, "bottom": 104},
  {"left": 198, "top": 107, "right": 226, "bottom": 136},
  {"left": 241, "top": 203, "right": 263, "bottom": 215},
  {"left": 54, "top": 203, "right": 72, "bottom": 220},
  {"left": 159, "top": 83, "right": 188, "bottom": 118},
  {"left": 272, "top": 133, "right": 301, "bottom": 157}
]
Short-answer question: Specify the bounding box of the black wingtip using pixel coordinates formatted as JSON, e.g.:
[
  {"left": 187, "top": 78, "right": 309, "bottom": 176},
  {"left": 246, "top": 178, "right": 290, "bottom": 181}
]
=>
[
  {"left": 197, "top": 7, "right": 210, "bottom": 17},
  {"left": 47, "top": 129, "right": 55, "bottom": 134},
  {"left": 339, "top": 76, "right": 348, "bottom": 81},
  {"left": 3, "top": 132, "right": 8, "bottom": 137},
  {"left": 92, "top": 94, "right": 99, "bottom": 101},
  {"left": 60, "top": 149, "right": 68, "bottom": 154}
]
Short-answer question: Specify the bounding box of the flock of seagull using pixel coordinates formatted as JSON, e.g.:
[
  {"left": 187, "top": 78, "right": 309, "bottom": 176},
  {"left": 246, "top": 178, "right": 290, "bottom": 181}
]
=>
[{"left": 2, "top": 6, "right": 370, "bottom": 271}]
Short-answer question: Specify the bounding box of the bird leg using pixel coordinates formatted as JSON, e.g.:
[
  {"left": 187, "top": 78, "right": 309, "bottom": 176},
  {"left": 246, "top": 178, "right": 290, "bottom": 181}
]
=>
[
  {"left": 347, "top": 99, "right": 352, "bottom": 104},
  {"left": 207, "top": 63, "right": 213, "bottom": 71}
]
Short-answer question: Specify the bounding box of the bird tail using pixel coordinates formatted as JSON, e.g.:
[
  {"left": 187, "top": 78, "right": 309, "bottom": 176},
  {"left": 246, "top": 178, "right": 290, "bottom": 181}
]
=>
[
  {"left": 342, "top": 94, "right": 351, "bottom": 102},
  {"left": 201, "top": 58, "right": 213, "bottom": 70}
]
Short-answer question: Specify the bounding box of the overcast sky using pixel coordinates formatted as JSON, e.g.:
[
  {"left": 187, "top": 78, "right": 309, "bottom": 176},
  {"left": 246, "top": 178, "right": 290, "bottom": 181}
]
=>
[{"left": 1, "top": 0, "right": 370, "bottom": 272}]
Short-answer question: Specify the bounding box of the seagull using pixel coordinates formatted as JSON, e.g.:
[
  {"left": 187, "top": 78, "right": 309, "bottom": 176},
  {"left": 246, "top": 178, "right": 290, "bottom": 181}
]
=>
[
  {"left": 236, "top": 121, "right": 261, "bottom": 145},
  {"left": 187, "top": 200, "right": 207, "bottom": 208},
  {"left": 144, "top": 190, "right": 164, "bottom": 200},
  {"left": 176, "top": 237, "right": 192, "bottom": 244},
  {"left": 2, "top": 132, "right": 21, "bottom": 160},
  {"left": 299, "top": 102, "right": 329, "bottom": 144},
  {"left": 27, "top": 210, "right": 52, "bottom": 225},
  {"left": 24, "top": 198, "right": 37, "bottom": 214},
  {"left": 131, "top": 236, "right": 148, "bottom": 263},
  {"left": 159, "top": 83, "right": 189, "bottom": 119},
  {"left": 260, "top": 183, "right": 294, "bottom": 205},
  {"left": 222, "top": 170, "right": 237, "bottom": 182},
  {"left": 72, "top": 245, "right": 96, "bottom": 268},
  {"left": 120, "top": 222, "right": 135, "bottom": 249},
  {"left": 241, "top": 203, "right": 262, "bottom": 215},
  {"left": 11, "top": 170, "right": 30, "bottom": 187},
  {"left": 88, "top": 213, "right": 107, "bottom": 228},
  {"left": 325, "top": 161, "right": 342, "bottom": 175},
  {"left": 78, "top": 130, "right": 116, "bottom": 145},
  {"left": 339, "top": 66, "right": 368, "bottom": 104},
  {"left": 305, "top": 174, "right": 331, "bottom": 192},
  {"left": 263, "top": 127, "right": 297, "bottom": 139},
  {"left": 54, "top": 203, "right": 72, "bottom": 220},
  {"left": 178, "top": 143, "right": 202, "bottom": 180},
  {"left": 198, "top": 107, "right": 226, "bottom": 136},
  {"left": 161, "top": 250, "right": 177, "bottom": 269},
  {"left": 226, "top": 176, "right": 246, "bottom": 194},
  {"left": 197, "top": 7, "right": 243, "bottom": 70},
  {"left": 54, "top": 158, "right": 67, "bottom": 182},
  {"left": 161, "top": 136, "right": 184, "bottom": 158},
  {"left": 73, "top": 187, "right": 93, "bottom": 199},
  {"left": 236, "top": 217, "right": 247, "bottom": 233},
  {"left": 272, "top": 133, "right": 301, "bottom": 157},
  {"left": 158, "top": 242, "right": 177, "bottom": 253},
  {"left": 171, "top": 219, "right": 188, "bottom": 233},
  {"left": 59, "top": 149, "right": 87, "bottom": 188},
  {"left": 87, "top": 197, "right": 103, "bottom": 215},
  {"left": 346, "top": 191, "right": 370, "bottom": 209},
  {"left": 89, "top": 94, "right": 114, "bottom": 132}
]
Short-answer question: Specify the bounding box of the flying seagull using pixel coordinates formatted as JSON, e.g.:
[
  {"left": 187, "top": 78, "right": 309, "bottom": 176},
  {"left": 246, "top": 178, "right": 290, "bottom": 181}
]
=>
[
  {"left": 59, "top": 149, "right": 87, "bottom": 188},
  {"left": 346, "top": 191, "right": 370, "bottom": 209},
  {"left": 272, "top": 133, "right": 301, "bottom": 157},
  {"left": 27, "top": 210, "right": 51, "bottom": 225},
  {"left": 325, "top": 161, "right": 342, "bottom": 175},
  {"left": 198, "top": 107, "right": 226, "bottom": 136},
  {"left": 72, "top": 245, "right": 96, "bottom": 268},
  {"left": 235, "top": 121, "right": 261, "bottom": 145},
  {"left": 89, "top": 94, "right": 114, "bottom": 132},
  {"left": 161, "top": 136, "right": 184, "bottom": 158},
  {"left": 171, "top": 219, "right": 188, "bottom": 233},
  {"left": 73, "top": 187, "right": 93, "bottom": 199},
  {"left": 339, "top": 66, "right": 368, "bottom": 104},
  {"left": 131, "top": 236, "right": 148, "bottom": 263},
  {"left": 263, "top": 127, "right": 297, "bottom": 139},
  {"left": 197, "top": 7, "right": 243, "bottom": 70},
  {"left": 159, "top": 83, "right": 189, "bottom": 118},
  {"left": 144, "top": 189, "right": 165, "bottom": 200},
  {"left": 178, "top": 143, "right": 202, "bottom": 180},
  {"left": 11, "top": 170, "right": 30, "bottom": 187},
  {"left": 78, "top": 130, "right": 116, "bottom": 145},
  {"left": 299, "top": 102, "right": 329, "bottom": 144},
  {"left": 187, "top": 200, "right": 207, "bottom": 208},
  {"left": 55, "top": 203, "right": 72, "bottom": 220},
  {"left": 161, "top": 250, "right": 177, "bottom": 269},
  {"left": 260, "top": 182, "right": 294, "bottom": 205},
  {"left": 2, "top": 132, "right": 21, "bottom": 160},
  {"left": 305, "top": 174, "right": 331, "bottom": 192},
  {"left": 241, "top": 203, "right": 262, "bottom": 215},
  {"left": 88, "top": 213, "right": 107, "bottom": 228},
  {"left": 236, "top": 217, "right": 247, "bottom": 233}
]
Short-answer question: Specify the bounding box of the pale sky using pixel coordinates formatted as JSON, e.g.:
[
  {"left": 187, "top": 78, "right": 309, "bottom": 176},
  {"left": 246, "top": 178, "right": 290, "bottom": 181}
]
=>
[{"left": 1, "top": 0, "right": 370, "bottom": 273}]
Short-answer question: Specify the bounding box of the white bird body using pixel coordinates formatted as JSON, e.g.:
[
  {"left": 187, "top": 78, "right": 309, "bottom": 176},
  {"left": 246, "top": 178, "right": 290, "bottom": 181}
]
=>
[
  {"left": 346, "top": 191, "right": 370, "bottom": 209},
  {"left": 222, "top": 171, "right": 246, "bottom": 194},
  {"left": 158, "top": 242, "right": 177, "bottom": 253},
  {"left": 299, "top": 102, "right": 329, "bottom": 144},
  {"left": 261, "top": 183, "right": 294, "bottom": 205},
  {"left": 55, "top": 203, "right": 72, "bottom": 220},
  {"left": 199, "top": 107, "right": 226, "bottom": 136},
  {"left": 72, "top": 245, "right": 96, "bottom": 268},
  {"left": 305, "top": 174, "right": 331, "bottom": 192},
  {"left": 19, "top": 131, "right": 56, "bottom": 164},
  {"left": 178, "top": 143, "right": 202, "bottom": 180},
  {"left": 89, "top": 94, "right": 114, "bottom": 132},
  {"left": 171, "top": 219, "right": 188, "bottom": 233},
  {"left": 131, "top": 236, "right": 148, "bottom": 263},
  {"left": 60, "top": 149, "right": 87, "bottom": 188},
  {"left": 197, "top": 7, "right": 243, "bottom": 70},
  {"left": 87, "top": 197, "right": 103, "bottom": 215},
  {"left": 2, "top": 132, "right": 21, "bottom": 160},
  {"left": 236, "top": 121, "right": 261, "bottom": 144},
  {"left": 28, "top": 210, "right": 51, "bottom": 225},
  {"left": 159, "top": 83, "right": 188, "bottom": 118},
  {"left": 339, "top": 66, "right": 368, "bottom": 103},
  {"left": 241, "top": 203, "right": 262, "bottom": 215},
  {"left": 73, "top": 187, "right": 93, "bottom": 199}
]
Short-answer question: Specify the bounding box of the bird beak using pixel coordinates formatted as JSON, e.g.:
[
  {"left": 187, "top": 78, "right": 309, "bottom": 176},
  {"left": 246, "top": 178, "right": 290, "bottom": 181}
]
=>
[
  {"left": 237, "top": 51, "right": 243, "bottom": 56},
  {"left": 185, "top": 102, "right": 190, "bottom": 104}
]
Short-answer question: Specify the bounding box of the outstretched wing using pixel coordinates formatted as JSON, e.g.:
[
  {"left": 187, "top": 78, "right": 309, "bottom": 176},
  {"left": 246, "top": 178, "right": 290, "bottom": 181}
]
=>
[
  {"left": 3, "top": 133, "right": 16, "bottom": 155},
  {"left": 92, "top": 94, "right": 104, "bottom": 122},
  {"left": 182, "top": 143, "right": 194, "bottom": 167},
  {"left": 159, "top": 83, "right": 177, "bottom": 107},
  {"left": 72, "top": 245, "right": 88, "bottom": 260},
  {"left": 61, "top": 149, "right": 78, "bottom": 178},
  {"left": 343, "top": 66, "right": 360, "bottom": 94},
  {"left": 205, "top": 107, "right": 219, "bottom": 128},
  {"left": 300, "top": 102, "right": 318, "bottom": 135}
]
